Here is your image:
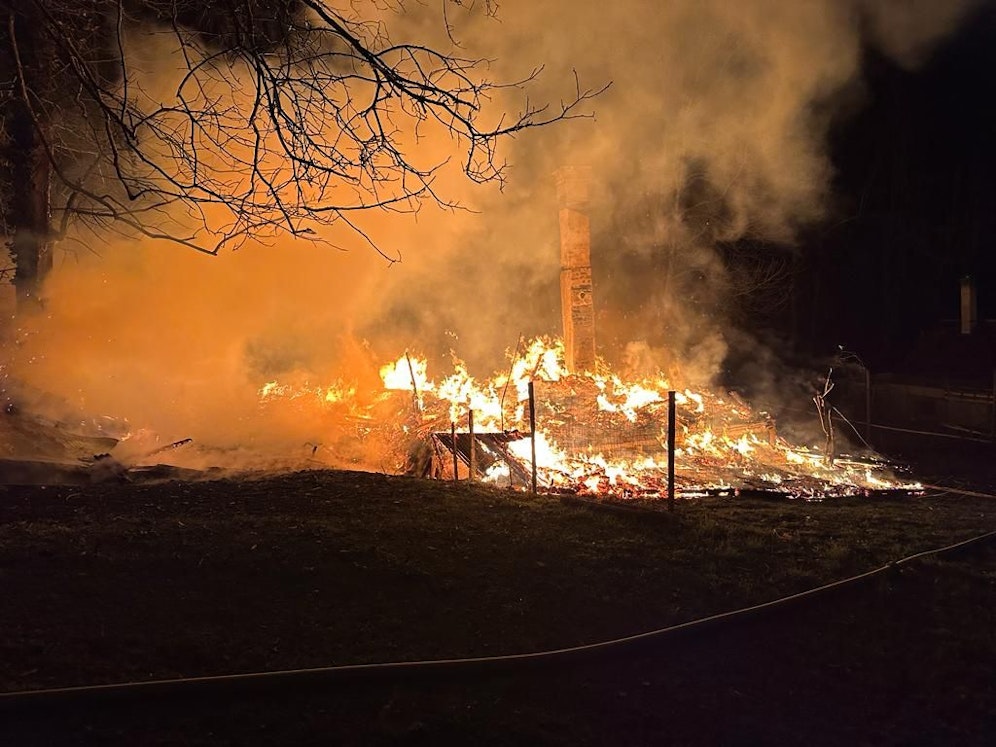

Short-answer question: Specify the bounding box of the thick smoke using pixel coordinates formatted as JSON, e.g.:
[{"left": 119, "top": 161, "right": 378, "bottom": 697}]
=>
[
  {"left": 2, "top": 0, "right": 983, "bottom": 465},
  {"left": 859, "top": 0, "right": 985, "bottom": 67},
  {"left": 358, "top": 0, "right": 984, "bottom": 382}
]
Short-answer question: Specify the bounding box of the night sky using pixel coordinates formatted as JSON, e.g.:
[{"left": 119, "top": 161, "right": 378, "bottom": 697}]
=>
[{"left": 793, "top": 1, "right": 996, "bottom": 376}]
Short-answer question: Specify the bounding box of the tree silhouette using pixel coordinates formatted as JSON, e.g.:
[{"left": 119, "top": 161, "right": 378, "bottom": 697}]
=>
[{"left": 1, "top": 0, "right": 601, "bottom": 305}]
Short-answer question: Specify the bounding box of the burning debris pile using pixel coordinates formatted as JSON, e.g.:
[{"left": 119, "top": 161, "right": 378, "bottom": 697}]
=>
[{"left": 260, "top": 337, "right": 919, "bottom": 499}]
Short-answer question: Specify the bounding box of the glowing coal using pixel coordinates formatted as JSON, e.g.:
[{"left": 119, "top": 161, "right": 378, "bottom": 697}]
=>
[{"left": 259, "top": 336, "right": 920, "bottom": 498}]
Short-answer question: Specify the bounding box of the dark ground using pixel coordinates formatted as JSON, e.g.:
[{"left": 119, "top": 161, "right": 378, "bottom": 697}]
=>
[{"left": 0, "top": 458, "right": 994, "bottom": 745}]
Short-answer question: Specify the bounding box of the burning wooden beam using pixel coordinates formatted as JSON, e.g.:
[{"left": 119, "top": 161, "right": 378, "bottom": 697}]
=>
[
  {"left": 432, "top": 431, "right": 532, "bottom": 486},
  {"left": 555, "top": 166, "right": 596, "bottom": 373}
]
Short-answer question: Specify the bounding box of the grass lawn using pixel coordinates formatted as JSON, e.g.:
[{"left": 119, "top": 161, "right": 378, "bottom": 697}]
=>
[{"left": 1, "top": 470, "right": 994, "bottom": 745}]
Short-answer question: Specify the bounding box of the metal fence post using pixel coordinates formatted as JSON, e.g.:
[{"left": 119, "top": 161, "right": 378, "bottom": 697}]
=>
[
  {"left": 865, "top": 366, "right": 872, "bottom": 444},
  {"left": 667, "top": 390, "right": 676, "bottom": 511},
  {"left": 468, "top": 409, "right": 475, "bottom": 481},
  {"left": 529, "top": 381, "right": 538, "bottom": 494},
  {"left": 451, "top": 421, "right": 458, "bottom": 481}
]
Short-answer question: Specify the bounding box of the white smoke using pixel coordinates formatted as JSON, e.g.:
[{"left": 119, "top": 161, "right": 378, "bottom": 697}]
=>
[{"left": 4, "top": 0, "right": 984, "bottom": 459}]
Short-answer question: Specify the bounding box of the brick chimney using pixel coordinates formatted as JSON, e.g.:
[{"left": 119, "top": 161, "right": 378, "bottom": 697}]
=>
[{"left": 555, "top": 166, "right": 596, "bottom": 372}]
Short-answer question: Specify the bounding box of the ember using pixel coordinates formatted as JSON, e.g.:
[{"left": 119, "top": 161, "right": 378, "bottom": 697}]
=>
[{"left": 259, "top": 337, "right": 920, "bottom": 499}]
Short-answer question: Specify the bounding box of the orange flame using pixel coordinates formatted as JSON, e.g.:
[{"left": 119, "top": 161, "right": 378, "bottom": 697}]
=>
[{"left": 258, "top": 337, "right": 920, "bottom": 497}]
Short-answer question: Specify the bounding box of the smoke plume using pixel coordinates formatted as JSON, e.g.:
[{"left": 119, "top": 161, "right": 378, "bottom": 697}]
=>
[{"left": 2, "top": 0, "right": 984, "bottom": 466}]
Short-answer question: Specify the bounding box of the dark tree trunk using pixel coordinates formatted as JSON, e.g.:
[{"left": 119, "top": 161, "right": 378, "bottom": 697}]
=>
[
  {"left": 3, "top": 4, "right": 53, "bottom": 311},
  {"left": 8, "top": 103, "right": 52, "bottom": 310}
]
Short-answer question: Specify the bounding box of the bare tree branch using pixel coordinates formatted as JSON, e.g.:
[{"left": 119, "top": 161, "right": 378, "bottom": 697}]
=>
[{"left": 1, "top": 0, "right": 605, "bottom": 264}]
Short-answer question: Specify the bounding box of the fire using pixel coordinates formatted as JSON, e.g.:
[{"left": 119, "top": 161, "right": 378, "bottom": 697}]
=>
[
  {"left": 257, "top": 336, "right": 920, "bottom": 498},
  {"left": 259, "top": 379, "right": 357, "bottom": 406},
  {"left": 380, "top": 355, "right": 433, "bottom": 393}
]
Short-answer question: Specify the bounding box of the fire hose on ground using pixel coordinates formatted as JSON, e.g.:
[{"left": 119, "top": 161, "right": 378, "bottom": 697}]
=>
[{"left": 1, "top": 505, "right": 994, "bottom": 708}]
